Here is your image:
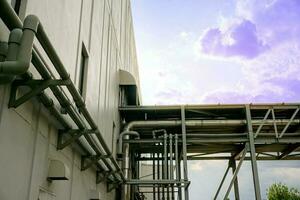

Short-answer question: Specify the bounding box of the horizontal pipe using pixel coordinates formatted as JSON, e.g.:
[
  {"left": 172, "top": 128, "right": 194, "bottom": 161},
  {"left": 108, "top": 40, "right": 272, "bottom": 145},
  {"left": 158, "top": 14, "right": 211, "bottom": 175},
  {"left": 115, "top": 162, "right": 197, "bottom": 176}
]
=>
[
  {"left": 125, "top": 119, "right": 300, "bottom": 130},
  {"left": 0, "top": 1, "right": 124, "bottom": 182}
]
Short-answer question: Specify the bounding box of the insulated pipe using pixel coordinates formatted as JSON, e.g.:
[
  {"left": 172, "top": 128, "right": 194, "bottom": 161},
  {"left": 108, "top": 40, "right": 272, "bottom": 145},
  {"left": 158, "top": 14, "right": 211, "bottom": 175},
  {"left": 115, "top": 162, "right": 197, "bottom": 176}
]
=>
[
  {"left": 0, "top": 42, "right": 8, "bottom": 61},
  {"left": 163, "top": 133, "right": 168, "bottom": 199},
  {"left": 119, "top": 131, "right": 139, "bottom": 198},
  {"left": 0, "top": 41, "right": 9, "bottom": 83},
  {"left": 118, "top": 131, "right": 140, "bottom": 154},
  {"left": 169, "top": 134, "right": 174, "bottom": 200},
  {"left": 124, "top": 119, "right": 300, "bottom": 130},
  {"left": 0, "top": 15, "right": 38, "bottom": 75},
  {"left": 0, "top": 29, "right": 22, "bottom": 83},
  {"left": 175, "top": 134, "right": 179, "bottom": 182},
  {"left": 0, "top": 2, "right": 124, "bottom": 182}
]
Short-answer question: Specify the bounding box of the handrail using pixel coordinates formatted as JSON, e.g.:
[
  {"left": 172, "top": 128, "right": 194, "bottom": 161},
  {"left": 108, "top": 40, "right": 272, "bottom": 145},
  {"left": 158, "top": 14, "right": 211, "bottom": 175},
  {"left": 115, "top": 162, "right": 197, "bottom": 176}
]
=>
[{"left": 0, "top": 0, "right": 124, "bottom": 183}]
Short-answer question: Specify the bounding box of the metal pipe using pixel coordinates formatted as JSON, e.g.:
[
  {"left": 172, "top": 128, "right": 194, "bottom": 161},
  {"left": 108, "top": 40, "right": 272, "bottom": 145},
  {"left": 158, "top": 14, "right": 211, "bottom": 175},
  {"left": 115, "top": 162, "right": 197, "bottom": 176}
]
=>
[
  {"left": 157, "top": 152, "right": 161, "bottom": 200},
  {"left": 163, "top": 133, "right": 168, "bottom": 199},
  {"left": 0, "top": 2, "right": 124, "bottom": 182},
  {"left": 0, "top": 42, "right": 8, "bottom": 62},
  {"left": 152, "top": 152, "right": 156, "bottom": 200},
  {"left": 124, "top": 119, "right": 300, "bottom": 130},
  {"left": 0, "top": 29, "right": 22, "bottom": 83},
  {"left": 0, "top": 16, "right": 37, "bottom": 76},
  {"left": 170, "top": 134, "right": 174, "bottom": 200},
  {"left": 118, "top": 131, "right": 140, "bottom": 155},
  {"left": 120, "top": 131, "right": 139, "bottom": 198}
]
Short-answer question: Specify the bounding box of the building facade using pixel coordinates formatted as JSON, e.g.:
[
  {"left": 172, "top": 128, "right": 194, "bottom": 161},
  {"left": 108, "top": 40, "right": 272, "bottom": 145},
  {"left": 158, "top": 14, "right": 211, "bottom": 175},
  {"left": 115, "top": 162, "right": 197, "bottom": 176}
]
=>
[{"left": 0, "top": 0, "right": 140, "bottom": 199}]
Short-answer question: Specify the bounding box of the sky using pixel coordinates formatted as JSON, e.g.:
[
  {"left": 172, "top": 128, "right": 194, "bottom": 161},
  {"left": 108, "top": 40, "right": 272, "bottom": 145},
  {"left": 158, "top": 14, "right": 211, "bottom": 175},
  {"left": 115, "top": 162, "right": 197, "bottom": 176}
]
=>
[{"left": 131, "top": 0, "right": 300, "bottom": 199}]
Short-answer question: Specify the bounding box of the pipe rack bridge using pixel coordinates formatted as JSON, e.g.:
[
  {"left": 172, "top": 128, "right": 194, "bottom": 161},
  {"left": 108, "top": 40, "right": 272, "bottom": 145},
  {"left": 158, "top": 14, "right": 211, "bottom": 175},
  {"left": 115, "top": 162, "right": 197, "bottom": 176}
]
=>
[{"left": 119, "top": 104, "right": 300, "bottom": 200}]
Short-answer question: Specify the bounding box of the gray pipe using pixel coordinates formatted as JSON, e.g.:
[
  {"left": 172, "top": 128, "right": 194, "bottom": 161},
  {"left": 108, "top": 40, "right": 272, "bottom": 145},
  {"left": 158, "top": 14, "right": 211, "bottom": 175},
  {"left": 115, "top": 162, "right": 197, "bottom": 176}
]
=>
[
  {"left": 124, "top": 119, "right": 300, "bottom": 130},
  {"left": 0, "top": 3, "right": 125, "bottom": 182},
  {"left": 0, "top": 15, "right": 38, "bottom": 75},
  {"left": 118, "top": 131, "right": 140, "bottom": 155},
  {"left": 0, "top": 42, "right": 8, "bottom": 61},
  {"left": 0, "top": 29, "right": 22, "bottom": 83}
]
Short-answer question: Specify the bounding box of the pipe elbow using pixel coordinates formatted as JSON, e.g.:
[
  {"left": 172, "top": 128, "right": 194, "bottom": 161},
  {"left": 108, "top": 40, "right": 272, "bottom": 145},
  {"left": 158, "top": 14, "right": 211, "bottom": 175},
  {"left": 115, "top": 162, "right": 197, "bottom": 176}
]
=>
[
  {"left": 120, "top": 131, "right": 140, "bottom": 139},
  {"left": 23, "top": 15, "right": 39, "bottom": 33},
  {"left": 9, "top": 29, "right": 22, "bottom": 44},
  {"left": 0, "top": 61, "right": 30, "bottom": 75}
]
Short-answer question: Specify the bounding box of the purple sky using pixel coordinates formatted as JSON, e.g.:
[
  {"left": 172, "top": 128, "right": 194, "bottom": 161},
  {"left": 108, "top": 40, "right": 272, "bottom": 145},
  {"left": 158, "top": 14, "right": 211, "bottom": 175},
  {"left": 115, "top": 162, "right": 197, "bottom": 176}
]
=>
[
  {"left": 131, "top": 0, "right": 300, "bottom": 199},
  {"left": 132, "top": 0, "right": 300, "bottom": 105}
]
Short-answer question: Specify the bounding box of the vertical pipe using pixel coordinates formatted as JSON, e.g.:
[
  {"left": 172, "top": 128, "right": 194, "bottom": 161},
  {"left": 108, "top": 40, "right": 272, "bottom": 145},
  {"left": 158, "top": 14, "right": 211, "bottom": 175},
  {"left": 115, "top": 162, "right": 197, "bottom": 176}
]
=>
[
  {"left": 153, "top": 152, "right": 156, "bottom": 200},
  {"left": 163, "top": 133, "right": 168, "bottom": 199},
  {"left": 158, "top": 152, "right": 161, "bottom": 200},
  {"left": 181, "top": 106, "right": 189, "bottom": 200},
  {"left": 175, "top": 134, "right": 179, "bottom": 181},
  {"left": 170, "top": 134, "right": 175, "bottom": 200},
  {"left": 167, "top": 134, "right": 170, "bottom": 200},
  {"left": 175, "top": 134, "right": 181, "bottom": 200},
  {"left": 0, "top": 42, "right": 8, "bottom": 61},
  {"left": 245, "top": 105, "right": 262, "bottom": 200}
]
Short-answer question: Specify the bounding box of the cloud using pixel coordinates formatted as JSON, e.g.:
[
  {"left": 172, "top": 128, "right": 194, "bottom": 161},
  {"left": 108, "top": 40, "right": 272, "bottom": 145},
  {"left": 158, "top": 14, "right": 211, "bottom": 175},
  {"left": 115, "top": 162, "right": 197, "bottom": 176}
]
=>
[
  {"left": 236, "top": 0, "right": 300, "bottom": 47},
  {"left": 201, "top": 42, "right": 300, "bottom": 103},
  {"left": 198, "top": 19, "right": 268, "bottom": 59},
  {"left": 197, "top": 0, "right": 300, "bottom": 60}
]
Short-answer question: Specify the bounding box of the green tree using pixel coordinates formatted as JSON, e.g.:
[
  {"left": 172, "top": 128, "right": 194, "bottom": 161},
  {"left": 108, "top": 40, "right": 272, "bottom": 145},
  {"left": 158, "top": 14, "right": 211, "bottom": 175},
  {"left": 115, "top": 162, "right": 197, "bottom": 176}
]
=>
[{"left": 267, "top": 183, "right": 300, "bottom": 200}]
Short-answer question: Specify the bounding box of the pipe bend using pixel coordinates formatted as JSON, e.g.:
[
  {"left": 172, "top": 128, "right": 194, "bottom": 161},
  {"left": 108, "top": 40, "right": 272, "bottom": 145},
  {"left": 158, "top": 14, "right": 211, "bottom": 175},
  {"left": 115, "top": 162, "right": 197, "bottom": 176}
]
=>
[
  {"left": 118, "top": 131, "right": 140, "bottom": 154},
  {"left": 0, "top": 60, "right": 30, "bottom": 74},
  {"left": 23, "top": 15, "right": 40, "bottom": 33},
  {"left": 8, "top": 29, "right": 22, "bottom": 44}
]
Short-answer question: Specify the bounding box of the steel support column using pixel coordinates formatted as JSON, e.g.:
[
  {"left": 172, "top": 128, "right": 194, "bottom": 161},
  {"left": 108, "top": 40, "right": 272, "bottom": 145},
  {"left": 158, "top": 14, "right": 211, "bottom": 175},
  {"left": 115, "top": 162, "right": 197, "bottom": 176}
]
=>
[
  {"left": 181, "top": 106, "right": 189, "bottom": 200},
  {"left": 230, "top": 158, "right": 240, "bottom": 200},
  {"left": 245, "top": 105, "right": 262, "bottom": 200},
  {"left": 223, "top": 149, "right": 246, "bottom": 200}
]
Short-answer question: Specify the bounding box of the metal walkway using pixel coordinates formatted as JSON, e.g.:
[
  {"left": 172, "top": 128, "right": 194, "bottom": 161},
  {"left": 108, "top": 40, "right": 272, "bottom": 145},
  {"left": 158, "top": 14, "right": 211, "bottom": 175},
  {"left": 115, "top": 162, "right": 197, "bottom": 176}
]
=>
[{"left": 119, "top": 104, "right": 300, "bottom": 200}]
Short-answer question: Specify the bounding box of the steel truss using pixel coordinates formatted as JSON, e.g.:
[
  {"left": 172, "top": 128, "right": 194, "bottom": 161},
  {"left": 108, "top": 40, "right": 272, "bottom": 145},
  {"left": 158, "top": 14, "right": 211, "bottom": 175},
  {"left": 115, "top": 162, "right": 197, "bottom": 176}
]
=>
[{"left": 119, "top": 104, "right": 300, "bottom": 199}]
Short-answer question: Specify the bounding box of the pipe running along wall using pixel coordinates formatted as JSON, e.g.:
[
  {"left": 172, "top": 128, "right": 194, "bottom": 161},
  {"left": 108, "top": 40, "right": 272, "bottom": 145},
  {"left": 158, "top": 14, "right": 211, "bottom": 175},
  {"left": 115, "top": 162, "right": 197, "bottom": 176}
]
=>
[{"left": 0, "top": 0, "right": 124, "bottom": 183}]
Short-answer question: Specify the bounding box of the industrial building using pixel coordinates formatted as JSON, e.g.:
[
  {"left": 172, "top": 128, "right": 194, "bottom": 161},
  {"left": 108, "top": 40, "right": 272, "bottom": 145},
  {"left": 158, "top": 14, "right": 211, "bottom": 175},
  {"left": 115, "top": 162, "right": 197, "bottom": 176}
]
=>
[{"left": 0, "top": 0, "right": 300, "bottom": 200}]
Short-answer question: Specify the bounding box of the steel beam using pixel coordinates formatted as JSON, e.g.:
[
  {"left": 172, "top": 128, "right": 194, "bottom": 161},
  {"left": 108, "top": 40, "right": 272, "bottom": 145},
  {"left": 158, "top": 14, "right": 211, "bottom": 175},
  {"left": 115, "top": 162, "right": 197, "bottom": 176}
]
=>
[
  {"left": 278, "top": 144, "right": 300, "bottom": 159},
  {"left": 230, "top": 158, "right": 240, "bottom": 200},
  {"left": 223, "top": 149, "right": 246, "bottom": 200},
  {"left": 245, "top": 105, "right": 262, "bottom": 200},
  {"left": 181, "top": 106, "right": 189, "bottom": 200},
  {"left": 213, "top": 164, "right": 230, "bottom": 200}
]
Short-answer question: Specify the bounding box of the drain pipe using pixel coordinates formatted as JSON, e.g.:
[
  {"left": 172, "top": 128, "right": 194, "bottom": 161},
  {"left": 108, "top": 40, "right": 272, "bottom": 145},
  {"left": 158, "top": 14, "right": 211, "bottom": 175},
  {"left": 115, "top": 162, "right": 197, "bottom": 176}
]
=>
[
  {"left": 119, "top": 130, "right": 139, "bottom": 200},
  {"left": 118, "top": 130, "right": 140, "bottom": 155}
]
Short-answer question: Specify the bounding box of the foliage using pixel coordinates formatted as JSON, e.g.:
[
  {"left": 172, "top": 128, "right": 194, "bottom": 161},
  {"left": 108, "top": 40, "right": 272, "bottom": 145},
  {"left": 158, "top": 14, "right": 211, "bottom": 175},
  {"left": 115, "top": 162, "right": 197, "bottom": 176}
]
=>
[{"left": 267, "top": 183, "right": 300, "bottom": 200}]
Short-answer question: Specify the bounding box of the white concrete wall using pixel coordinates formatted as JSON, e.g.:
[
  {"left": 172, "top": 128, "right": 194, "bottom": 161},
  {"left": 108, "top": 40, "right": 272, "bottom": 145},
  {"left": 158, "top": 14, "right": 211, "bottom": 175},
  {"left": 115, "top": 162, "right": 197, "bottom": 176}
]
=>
[{"left": 0, "top": 0, "right": 139, "bottom": 199}]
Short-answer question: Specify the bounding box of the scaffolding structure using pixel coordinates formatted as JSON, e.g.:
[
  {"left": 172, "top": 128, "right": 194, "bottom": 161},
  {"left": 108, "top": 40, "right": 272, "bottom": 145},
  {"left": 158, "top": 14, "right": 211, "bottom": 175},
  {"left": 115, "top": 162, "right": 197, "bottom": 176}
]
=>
[{"left": 119, "top": 104, "right": 300, "bottom": 200}]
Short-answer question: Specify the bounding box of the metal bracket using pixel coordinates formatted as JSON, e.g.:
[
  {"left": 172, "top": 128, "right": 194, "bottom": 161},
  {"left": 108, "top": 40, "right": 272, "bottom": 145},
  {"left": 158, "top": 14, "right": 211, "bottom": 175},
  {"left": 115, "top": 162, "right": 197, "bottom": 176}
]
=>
[
  {"left": 57, "top": 129, "right": 95, "bottom": 150},
  {"left": 107, "top": 180, "right": 120, "bottom": 192},
  {"left": 81, "top": 154, "right": 111, "bottom": 171},
  {"left": 9, "top": 79, "right": 70, "bottom": 108}
]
